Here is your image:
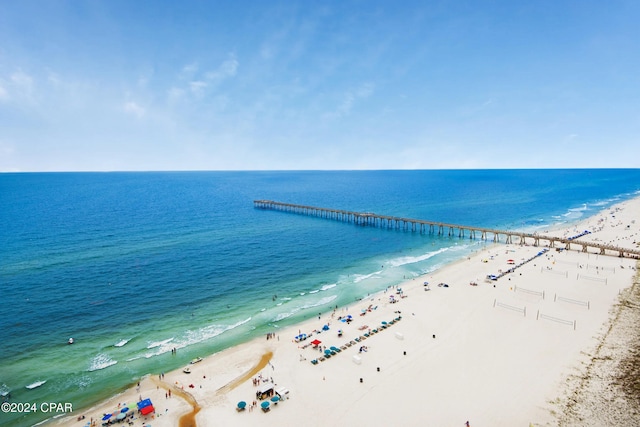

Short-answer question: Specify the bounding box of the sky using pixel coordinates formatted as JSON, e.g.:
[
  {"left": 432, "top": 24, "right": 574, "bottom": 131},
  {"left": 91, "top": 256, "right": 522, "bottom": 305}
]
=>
[{"left": 0, "top": 0, "right": 639, "bottom": 172}]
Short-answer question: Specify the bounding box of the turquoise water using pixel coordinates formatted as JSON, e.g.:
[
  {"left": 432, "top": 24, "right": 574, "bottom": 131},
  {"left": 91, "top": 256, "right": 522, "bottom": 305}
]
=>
[{"left": 1, "top": 169, "right": 639, "bottom": 426}]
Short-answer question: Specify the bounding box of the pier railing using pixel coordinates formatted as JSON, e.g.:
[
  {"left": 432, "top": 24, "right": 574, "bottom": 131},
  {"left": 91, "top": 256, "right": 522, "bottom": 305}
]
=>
[{"left": 254, "top": 200, "right": 640, "bottom": 259}]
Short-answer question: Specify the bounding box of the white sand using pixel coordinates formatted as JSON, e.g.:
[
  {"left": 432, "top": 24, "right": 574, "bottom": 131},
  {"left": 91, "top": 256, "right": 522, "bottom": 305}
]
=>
[{"left": 55, "top": 197, "right": 640, "bottom": 427}]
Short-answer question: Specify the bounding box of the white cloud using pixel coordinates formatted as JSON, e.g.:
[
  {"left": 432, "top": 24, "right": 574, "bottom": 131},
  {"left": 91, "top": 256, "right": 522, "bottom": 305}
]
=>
[
  {"left": 326, "top": 82, "right": 375, "bottom": 119},
  {"left": 123, "top": 101, "right": 145, "bottom": 118},
  {"left": 0, "top": 83, "right": 8, "bottom": 101},
  {"left": 173, "top": 55, "right": 239, "bottom": 100},
  {"left": 167, "top": 87, "right": 185, "bottom": 102},
  {"left": 260, "top": 44, "right": 275, "bottom": 60},
  {"left": 189, "top": 80, "right": 208, "bottom": 96},
  {"left": 11, "top": 70, "right": 34, "bottom": 96},
  {"left": 1, "top": 70, "right": 36, "bottom": 104},
  {"left": 562, "top": 134, "right": 579, "bottom": 145},
  {"left": 180, "top": 62, "right": 199, "bottom": 80},
  {"left": 205, "top": 56, "right": 239, "bottom": 81}
]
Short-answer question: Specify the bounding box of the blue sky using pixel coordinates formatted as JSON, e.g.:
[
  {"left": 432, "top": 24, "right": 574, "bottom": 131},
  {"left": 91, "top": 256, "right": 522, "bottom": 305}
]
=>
[{"left": 1, "top": 0, "right": 638, "bottom": 171}]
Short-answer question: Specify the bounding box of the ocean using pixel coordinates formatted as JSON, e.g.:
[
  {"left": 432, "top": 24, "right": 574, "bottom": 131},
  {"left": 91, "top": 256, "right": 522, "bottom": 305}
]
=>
[{"left": 1, "top": 169, "right": 639, "bottom": 426}]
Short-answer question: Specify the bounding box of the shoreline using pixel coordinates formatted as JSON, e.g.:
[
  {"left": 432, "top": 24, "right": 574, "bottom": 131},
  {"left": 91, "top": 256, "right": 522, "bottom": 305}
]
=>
[{"left": 50, "top": 196, "right": 640, "bottom": 427}]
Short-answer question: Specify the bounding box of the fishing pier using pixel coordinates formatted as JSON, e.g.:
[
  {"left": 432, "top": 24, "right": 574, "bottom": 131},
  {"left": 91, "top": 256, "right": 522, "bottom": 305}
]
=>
[{"left": 254, "top": 200, "right": 640, "bottom": 258}]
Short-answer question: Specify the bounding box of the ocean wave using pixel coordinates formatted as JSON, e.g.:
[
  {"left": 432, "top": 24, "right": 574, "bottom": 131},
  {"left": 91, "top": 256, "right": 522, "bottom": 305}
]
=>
[
  {"left": 88, "top": 353, "right": 118, "bottom": 371},
  {"left": 386, "top": 247, "right": 449, "bottom": 267},
  {"left": 273, "top": 312, "right": 293, "bottom": 322},
  {"left": 562, "top": 210, "right": 584, "bottom": 219},
  {"left": 320, "top": 283, "right": 337, "bottom": 291},
  {"left": 568, "top": 204, "right": 588, "bottom": 212},
  {"left": 271, "top": 295, "right": 338, "bottom": 323},
  {"left": 300, "top": 295, "right": 337, "bottom": 310},
  {"left": 26, "top": 380, "right": 46, "bottom": 390},
  {"left": 0, "top": 383, "right": 10, "bottom": 396},
  {"left": 114, "top": 339, "right": 130, "bottom": 347},
  {"left": 144, "top": 317, "right": 252, "bottom": 359},
  {"left": 60, "top": 374, "right": 92, "bottom": 390},
  {"left": 146, "top": 337, "right": 174, "bottom": 349},
  {"left": 352, "top": 271, "right": 382, "bottom": 283},
  {"left": 447, "top": 243, "right": 473, "bottom": 252},
  {"left": 308, "top": 289, "right": 320, "bottom": 294}
]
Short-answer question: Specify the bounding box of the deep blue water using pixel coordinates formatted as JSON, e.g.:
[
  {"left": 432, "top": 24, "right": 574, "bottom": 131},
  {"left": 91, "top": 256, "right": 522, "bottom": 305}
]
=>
[{"left": 1, "top": 169, "right": 639, "bottom": 426}]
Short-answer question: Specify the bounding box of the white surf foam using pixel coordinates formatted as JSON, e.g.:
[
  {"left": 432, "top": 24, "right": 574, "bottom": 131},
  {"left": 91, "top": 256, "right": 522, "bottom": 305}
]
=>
[
  {"left": 114, "top": 339, "right": 130, "bottom": 347},
  {"left": 146, "top": 337, "right": 174, "bottom": 349},
  {"left": 386, "top": 247, "right": 449, "bottom": 267},
  {"left": 26, "top": 380, "right": 46, "bottom": 390},
  {"left": 87, "top": 353, "right": 118, "bottom": 371}
]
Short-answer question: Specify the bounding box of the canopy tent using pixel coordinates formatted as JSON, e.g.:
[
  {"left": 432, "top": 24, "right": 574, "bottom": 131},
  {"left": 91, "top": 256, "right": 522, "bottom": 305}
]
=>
[
  {"left": 310, "top": 339, "right": 322, "bottom": 346},
  {"left": 275, "top": 387, "right": 289, "bottom": 399},
  {"left": 140, "top": 405, "right": 155, "bottom": 416},
  {"left": 137, "top": 398, "right": 152, "bottom": 410}
]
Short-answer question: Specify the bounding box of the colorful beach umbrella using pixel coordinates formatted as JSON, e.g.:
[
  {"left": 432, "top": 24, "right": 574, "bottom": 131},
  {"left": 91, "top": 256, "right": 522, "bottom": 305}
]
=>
[
  {"left": 270, "top": 396, "right": 280, "bottom": 402},
  {"left": 261, "top": 401, "right": 270, "bottom": 408},
  {"left": 102, "top": 414, "right": 112, "bottom": 421},
  {"left": 237, "top": 401, "right": 246, "bottom": 409},
  {"left": 120, "top": 407, "right": 129, "bottom": 413}
]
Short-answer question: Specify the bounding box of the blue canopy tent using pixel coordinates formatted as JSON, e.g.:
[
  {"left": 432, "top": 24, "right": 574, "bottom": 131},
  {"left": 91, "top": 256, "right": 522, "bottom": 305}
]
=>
[{"left": 137, "top": 398, "right": 153, "bottom": 410}]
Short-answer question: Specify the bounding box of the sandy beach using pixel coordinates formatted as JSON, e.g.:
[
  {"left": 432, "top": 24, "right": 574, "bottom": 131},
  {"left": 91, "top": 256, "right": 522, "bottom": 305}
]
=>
[{"left": 54, "top": 197, "right": 640, "bottom": 427}]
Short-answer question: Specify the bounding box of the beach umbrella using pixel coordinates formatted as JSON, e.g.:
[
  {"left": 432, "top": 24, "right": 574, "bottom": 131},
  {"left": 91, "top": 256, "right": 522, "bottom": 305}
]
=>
[
  {"left": 330, "top": 346, "right": 339, "bottom": 351},
  {"left": 237, "top": 401, "right": 246, "bottom": 409},
  {"left": 324, "top": 349, "right": 331, "bottom": 355},
  {"left": 116, "top": 413, "right": 126, "bottom": 421},
  {"left": 322, "top": 324, "right": 329, "bottom": 331},
  {"left": 261, "top": 401, "right": 270, "bottom": 409},
  {"left": 270, "top": 396, "right": 280, "bottom": 402},
  {"left": 382, "top": 321, "right": 387, "bottom": 325},
  {"left": 102, "top": 414, "right": 112, "bottom": 421},
  {"left": 120, "top": 407, "right": 129, "bottom": 413}
]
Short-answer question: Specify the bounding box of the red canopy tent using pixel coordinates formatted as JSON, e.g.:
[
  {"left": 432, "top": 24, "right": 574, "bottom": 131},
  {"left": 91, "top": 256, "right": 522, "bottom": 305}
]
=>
[
  {"left": 140, "top": 405, "right": 155, "bottom": 416},
  {"left": 311, "top": 339, "right": 322, "bottom": 346}
]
